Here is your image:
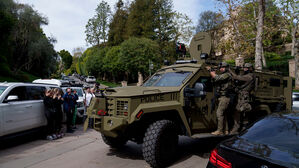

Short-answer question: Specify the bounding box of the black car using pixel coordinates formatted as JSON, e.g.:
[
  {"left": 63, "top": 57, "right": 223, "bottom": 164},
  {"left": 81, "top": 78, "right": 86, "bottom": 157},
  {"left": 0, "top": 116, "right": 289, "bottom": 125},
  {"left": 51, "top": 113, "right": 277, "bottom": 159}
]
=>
[{"left": 207, "top": 113, "right": 299, "bottom": 168}]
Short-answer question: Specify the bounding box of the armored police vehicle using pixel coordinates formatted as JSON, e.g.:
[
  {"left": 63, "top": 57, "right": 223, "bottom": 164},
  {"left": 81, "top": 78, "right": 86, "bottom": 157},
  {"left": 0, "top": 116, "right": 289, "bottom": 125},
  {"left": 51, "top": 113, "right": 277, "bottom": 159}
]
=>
[{"left": 85, "top": 32, "right": 292, "bottom": 167}]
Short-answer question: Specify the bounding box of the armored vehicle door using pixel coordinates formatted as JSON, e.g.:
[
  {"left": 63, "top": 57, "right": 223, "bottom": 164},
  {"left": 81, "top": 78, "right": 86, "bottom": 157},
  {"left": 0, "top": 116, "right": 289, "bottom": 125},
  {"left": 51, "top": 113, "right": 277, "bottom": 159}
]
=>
[
  {"left": 283, "top": 77, "right": 292, "bottom": 112},
  {"left": 185, "top": 70, "right": 217, "bottom": 133}
]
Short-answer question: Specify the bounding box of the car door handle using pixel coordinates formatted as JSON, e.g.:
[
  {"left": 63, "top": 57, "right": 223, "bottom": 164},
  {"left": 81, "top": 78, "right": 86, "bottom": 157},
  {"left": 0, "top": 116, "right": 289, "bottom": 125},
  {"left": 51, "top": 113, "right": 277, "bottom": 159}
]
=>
[
  {"left": 6, "top": 120, "right": 13, "bottom": 123},
  {"left": 25, "top": 105, "right": 32, "bottom": 108}
]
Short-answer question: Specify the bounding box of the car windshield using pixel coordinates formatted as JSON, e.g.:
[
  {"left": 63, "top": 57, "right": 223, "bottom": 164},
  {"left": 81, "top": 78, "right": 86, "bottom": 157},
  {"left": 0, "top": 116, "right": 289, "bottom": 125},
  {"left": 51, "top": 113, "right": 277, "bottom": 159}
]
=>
[
  {"left": 0, "top": 86, "right": 8, "bottom": 96},
  {"left": 62, "top": 88, "right": 83, "bottom": 97},
  {"left": 240, "top": 114, "right": 299, "bottom": 153},
  {"left": 143, "top": 71, "right": 191, "bottom": 87}
]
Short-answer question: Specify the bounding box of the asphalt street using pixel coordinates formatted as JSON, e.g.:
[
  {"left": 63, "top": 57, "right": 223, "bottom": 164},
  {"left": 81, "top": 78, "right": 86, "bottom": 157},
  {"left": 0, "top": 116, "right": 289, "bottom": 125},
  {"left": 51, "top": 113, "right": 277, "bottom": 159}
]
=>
[{"left": 0, "top": 125, "right": 229, "bottom": 168}]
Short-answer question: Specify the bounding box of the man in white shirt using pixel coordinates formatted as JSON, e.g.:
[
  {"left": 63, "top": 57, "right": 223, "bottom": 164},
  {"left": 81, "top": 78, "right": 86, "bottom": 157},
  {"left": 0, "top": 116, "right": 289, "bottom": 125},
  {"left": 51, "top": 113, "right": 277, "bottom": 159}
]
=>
[
  {"left": 84, "top": 87, "right": 95, "bottom": 107},
  {"left": 84, "top": 87, "right": 96, "bottom": 128}
]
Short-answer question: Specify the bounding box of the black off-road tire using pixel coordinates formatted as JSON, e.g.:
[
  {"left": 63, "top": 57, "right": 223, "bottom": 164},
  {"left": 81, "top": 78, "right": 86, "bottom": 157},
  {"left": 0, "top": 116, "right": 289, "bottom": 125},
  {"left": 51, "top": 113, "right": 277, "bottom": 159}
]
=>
[
  {"left": 142, "top": 120, "right": 178, "bottom": 168},
  {"left": 101, "top": 134, "right": 128, "bottom": 148}
]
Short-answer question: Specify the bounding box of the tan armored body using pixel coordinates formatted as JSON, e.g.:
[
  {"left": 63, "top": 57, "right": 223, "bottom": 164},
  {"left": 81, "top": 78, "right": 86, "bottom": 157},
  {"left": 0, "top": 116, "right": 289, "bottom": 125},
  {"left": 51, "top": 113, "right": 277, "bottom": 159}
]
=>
[{"left": 85, "top": 32, "right": 293, "bottom": 168}]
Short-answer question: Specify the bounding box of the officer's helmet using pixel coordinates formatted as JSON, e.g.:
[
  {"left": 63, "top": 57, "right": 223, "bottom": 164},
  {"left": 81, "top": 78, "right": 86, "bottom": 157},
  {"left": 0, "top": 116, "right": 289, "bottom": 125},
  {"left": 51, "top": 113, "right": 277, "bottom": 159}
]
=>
[
  {"left": 244, "top": 63, "right": 253, "bottom": 68},
  {"left": 219, "top": 62, "right": 229, "bottom": 68}
]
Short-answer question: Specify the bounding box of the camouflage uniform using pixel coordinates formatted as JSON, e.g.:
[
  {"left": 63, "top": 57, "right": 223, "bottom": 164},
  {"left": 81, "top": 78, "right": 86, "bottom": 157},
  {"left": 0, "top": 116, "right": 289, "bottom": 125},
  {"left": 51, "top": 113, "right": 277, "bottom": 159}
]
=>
[
  {"left": 212, "top": 70, "right": 232, "bottom": 135},
  {"left": 230, "top": 64, "right": 255, "bottom": 134}
]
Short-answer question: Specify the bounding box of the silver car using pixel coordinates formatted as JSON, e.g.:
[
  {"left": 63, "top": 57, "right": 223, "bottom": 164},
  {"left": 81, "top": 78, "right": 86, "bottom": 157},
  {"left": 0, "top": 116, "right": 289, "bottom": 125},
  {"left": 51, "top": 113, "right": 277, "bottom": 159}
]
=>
[{"left": 0, "top": 82, "right": 58, "bottom": 137}]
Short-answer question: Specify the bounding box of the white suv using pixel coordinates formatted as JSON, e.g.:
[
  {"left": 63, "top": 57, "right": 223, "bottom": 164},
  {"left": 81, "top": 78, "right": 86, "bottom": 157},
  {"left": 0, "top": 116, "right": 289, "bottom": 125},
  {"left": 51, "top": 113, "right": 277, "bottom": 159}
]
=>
[
  {"left": 85, "top": 76, "right": 96, "bottom": 83},
  {"left": 0, "top": 82, "right": 58, "bottom": 137}
]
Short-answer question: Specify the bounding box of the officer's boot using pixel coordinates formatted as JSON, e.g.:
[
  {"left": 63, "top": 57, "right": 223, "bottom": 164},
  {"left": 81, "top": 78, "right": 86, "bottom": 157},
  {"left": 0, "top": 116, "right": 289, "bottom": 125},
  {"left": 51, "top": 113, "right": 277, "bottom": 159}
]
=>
[{"left": 211, "top": 118, "right": 224, "bottom": 135}]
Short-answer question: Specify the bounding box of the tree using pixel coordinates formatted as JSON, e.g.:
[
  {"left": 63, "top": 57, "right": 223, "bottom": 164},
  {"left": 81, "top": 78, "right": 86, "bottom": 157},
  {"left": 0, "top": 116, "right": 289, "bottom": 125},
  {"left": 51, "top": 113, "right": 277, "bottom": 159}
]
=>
[
  {"left": 0, "top": 0, "right": 58, "bottom": 78},
  {"left": 217, "top": 0, "right": 243, "bottom": 57},
  {"left": 125, "top": 0, "right": 156, "bottom": 39},
  {"left": 108, "top": 0, "right": 128, "bottom": 46},
  {"left": 196, "top": 10, "right": 224, "bottom": 33},
  {"left": 254, "top": 0, "right": 265, "bottom": 71},
  {"left": 195, "top": 10, "right": 223, "bottom": 56},
  {"left": 85, "top": 0, "right": 111, "bottom": 46},
  {"left": 119, "top": 37, "right": 161, "bottom": 81},
  {"left": 85, "top": 46, "right": 109, "bottom": 77},
  {"left": 173, "top": 12, "right": 195, "bottom": 44},
  {"left": 278, "top": 0, "right": 298, "bottom": 88},
  {"left": 0, "top": 0, "right": 16, "bottom": 76},
  {"left": 103, "top": 46, "right": 125, "bottom": 81},
  {"left": 72, "top": 47, "right": 85, "bottom": 58},
  {"left": 9, "top": 3, "right": 58, "bottom": 77},
  {"left": 59, "top": 50, "right": 73, "bottom": 70},
  {"left": 154, "top": 0, "right": 177, "bottom": 60},
  {"left": 12, "top": 4, "right": 47, "bottom": 72},
  {"left": 279, "top": 0, "right": 298, "bottom": 57},
  {"left": 217, "top": 0, "right": 285, "bottom": 66}
]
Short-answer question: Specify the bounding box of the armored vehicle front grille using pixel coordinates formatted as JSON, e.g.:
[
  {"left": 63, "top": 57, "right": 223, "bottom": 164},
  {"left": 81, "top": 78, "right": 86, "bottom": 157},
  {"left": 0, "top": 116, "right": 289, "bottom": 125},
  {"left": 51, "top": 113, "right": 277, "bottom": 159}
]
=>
[
  {"left": 116, "top": 101, "right": 128, "bottom": 116},
  {"left": 106, "top": 98, "right": 115, "bottom": 115}
]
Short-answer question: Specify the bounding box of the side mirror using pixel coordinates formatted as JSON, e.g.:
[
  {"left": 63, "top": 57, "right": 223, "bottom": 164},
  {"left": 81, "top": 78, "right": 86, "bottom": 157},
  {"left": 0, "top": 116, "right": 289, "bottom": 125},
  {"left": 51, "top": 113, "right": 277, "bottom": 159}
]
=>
[
  {"left": 184, "top": 83, "right": 206, "bottom": 97},
  {"left": 6, "top": 95, "right": 19, "bottom": 102},
  {"left": 194, "top": 83, "right": 206, "bottom": 97}
]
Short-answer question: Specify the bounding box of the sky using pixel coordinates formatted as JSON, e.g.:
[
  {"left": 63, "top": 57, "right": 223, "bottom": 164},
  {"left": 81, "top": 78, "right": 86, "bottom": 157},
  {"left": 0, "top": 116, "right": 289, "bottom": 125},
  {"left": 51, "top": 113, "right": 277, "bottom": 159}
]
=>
[{"left": 17, "top": 0, "right": 218, "bottom": 54}]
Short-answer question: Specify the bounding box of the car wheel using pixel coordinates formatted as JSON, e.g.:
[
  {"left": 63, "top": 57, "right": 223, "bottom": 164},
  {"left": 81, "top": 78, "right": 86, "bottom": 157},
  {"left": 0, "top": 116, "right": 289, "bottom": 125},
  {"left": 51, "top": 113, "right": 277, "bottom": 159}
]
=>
[
  {"left": 142, "top": 120, "right": 178, "bottom": 168},
  {"left": 101, "top": 134, "right": 128, "bottom": 148}
]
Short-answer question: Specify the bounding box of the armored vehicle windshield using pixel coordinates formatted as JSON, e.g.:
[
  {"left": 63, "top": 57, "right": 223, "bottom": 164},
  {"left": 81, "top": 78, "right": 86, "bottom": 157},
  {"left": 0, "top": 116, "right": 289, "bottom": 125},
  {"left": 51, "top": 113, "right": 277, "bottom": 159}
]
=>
[{"left": 143, "top": 71, "right": 192, "bottom": 87}]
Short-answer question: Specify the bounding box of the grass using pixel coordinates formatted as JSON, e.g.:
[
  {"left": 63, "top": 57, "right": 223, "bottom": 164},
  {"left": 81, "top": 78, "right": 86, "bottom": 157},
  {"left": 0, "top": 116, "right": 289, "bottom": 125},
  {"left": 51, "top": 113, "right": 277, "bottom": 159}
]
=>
[
  {"left": 293, "top": 90, "right": 299, "bottom": 93},
  {"left": 97, "top": 80, "right": 121, "bottom": 88}
]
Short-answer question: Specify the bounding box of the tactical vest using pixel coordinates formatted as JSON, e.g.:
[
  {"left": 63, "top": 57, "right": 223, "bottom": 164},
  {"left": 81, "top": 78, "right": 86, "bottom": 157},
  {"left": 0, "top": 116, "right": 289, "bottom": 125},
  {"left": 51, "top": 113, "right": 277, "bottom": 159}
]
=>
[
  {"left": 238, "top": 73, "right": 255, "bottom": 92},
  {"left": 216, "top": 72, "right": 233, "bottom": 96}
]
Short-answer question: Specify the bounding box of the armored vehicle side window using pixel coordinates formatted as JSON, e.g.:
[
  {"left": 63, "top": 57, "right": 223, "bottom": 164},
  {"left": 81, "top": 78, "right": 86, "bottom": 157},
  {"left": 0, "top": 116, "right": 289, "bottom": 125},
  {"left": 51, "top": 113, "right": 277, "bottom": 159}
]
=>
[
  {"left": 270, "top": 78, "right": 280, "bottom": 87},
  {"left": 283, "top": 80, "right": 288, "bottom": 88},
  {"left": 27, "top": 86, "right": 45, "bottom": 100},
  {"left": 5, "top": 86, "right": 28, "bottom": 101}
]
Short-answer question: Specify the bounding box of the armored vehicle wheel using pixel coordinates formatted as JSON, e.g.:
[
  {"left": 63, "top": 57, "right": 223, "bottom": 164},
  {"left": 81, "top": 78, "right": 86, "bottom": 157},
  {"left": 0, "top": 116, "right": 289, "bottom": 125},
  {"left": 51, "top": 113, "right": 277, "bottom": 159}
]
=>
[
  {"left": 101, "top": 134, "right": 128, "bottom": 148},
  {"left": 142, "top": 120, "right": 178, "bottom": 168}
]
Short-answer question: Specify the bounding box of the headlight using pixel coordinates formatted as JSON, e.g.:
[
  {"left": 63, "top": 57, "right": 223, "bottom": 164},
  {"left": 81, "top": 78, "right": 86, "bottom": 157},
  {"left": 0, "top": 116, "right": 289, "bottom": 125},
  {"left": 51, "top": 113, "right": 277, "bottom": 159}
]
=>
[{"left": 123, "top": 104, "right": 128, "bottom": 110}]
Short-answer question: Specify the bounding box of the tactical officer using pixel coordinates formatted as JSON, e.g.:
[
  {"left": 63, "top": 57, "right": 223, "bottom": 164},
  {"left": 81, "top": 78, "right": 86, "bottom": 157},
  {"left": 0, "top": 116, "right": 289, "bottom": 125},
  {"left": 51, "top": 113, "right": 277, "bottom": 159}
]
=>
[
  {"left": 230, "top": 63, "right": 255, "bottom": 134},
  {"left": 207, "top": 62, "right": 232, "bottom": 135}
]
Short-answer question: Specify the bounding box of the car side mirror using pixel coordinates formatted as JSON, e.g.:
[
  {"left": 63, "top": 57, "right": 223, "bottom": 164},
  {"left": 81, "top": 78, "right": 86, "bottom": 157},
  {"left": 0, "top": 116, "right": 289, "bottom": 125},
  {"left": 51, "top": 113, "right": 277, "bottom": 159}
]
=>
[
  {"left": 194, "top": 83, "right": 206, "bottom": 97},
  {"left": 5, "top": 95, "right": 19, "bottom": 102},
  {"left": 184, "top": 83, "right": 206, "bottom": 97}
]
